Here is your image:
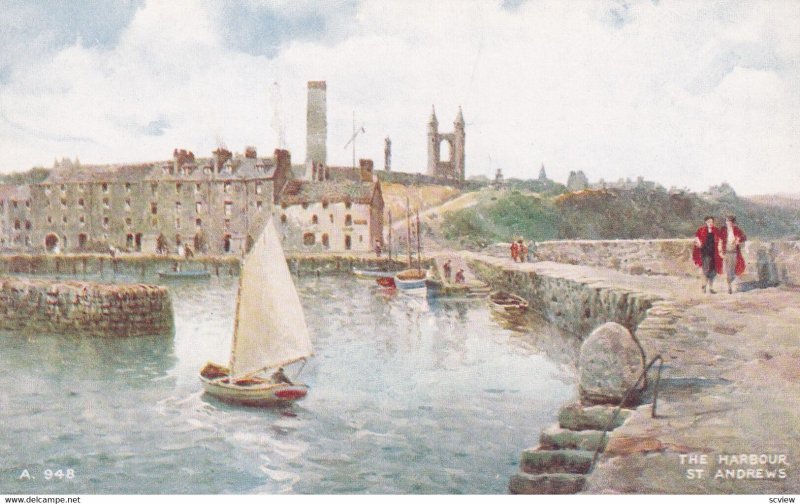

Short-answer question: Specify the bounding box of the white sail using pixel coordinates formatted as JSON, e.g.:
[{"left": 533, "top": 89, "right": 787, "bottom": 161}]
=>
[{"left": 229, "top": 216, "right": 313, "bottom": 378}]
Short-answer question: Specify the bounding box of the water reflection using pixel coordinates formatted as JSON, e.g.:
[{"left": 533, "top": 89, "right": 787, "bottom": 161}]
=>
[{"left": 1, "top": 274, "right": 578, "bottom": 494}]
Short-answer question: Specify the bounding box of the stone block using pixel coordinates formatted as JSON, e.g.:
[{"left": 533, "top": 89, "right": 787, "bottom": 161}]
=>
[
  {"left": 509, "top": 472, "right": 586, "bottom": 494},
  {"left": 558, "top": 403, "right": 632, "bottom": 431},
  {"left": 520, "top": 448, "right": 594, "bottom": 475},
  {"left": 578, "top": 321, "right": 646, "bottom": 404},
  {"left": 539, "top": 424, "right": 608, "bottom": 451}
]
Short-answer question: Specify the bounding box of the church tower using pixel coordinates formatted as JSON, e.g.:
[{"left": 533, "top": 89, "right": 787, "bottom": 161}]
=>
[
  {"left": 453, "top": 107, "right": 465, "bottom": 181},
  {"left": 426, "top": 106, "right": 439, "bottom": 177},
  {"left": 426, "top": 105, "right": 465, "bottom": 182}
]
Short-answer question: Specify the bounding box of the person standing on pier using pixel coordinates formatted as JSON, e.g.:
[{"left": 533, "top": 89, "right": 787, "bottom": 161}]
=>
[
  {"left": 510, "top": 241, "right": 519, "bottom": 262},
  {"left": 442, "top": 259, "right": 452, "bottom": 283},
  {"left": 720, "top": 215, "right": 746, "bottom": 294},
  {"left": 692, "top": 216, "right": 723, "bottom": 294}
]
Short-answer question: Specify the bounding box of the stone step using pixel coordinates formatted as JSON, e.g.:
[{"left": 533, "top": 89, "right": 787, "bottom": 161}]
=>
[
  {"left": 508, "top": 472, "right": 586, "bottom": 494},
  {"left": 558, "top": 402, "right": 632, "bottom": 431},
  {"left": 539, "top": 424, "right": 608, "bottom": 451},
  {"left": 519, "top": 448, "right": 594, "bottom": 475}
]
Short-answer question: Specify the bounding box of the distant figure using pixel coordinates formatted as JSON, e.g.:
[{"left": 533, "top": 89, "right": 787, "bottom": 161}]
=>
[
  {"left": 156, "top": 234, "right": 168, "bottom": 255},
  {"left": 183, "top": 243, "right": 194, "bottom": 259},
  {"left": 108, "top": 245, "right": 117, "bottom": 258},
  {"left": 510, "top": 241, "right": 520, "bottom": 262},
  {"left": 692, "top": 216, "right": 723, "bottom": 294},
  {"left": 271, "top": 367, "right": 293, "bottom": 385},
  {"left": 721, "top": 215, "right": 746, "bottom": 294},
  {"left": 519, "top": 240, "right": 528, "bottom": 263},
  {"left": 374, "top": 239, "right": 382, "bottom": 258},
  {"left": 442, "top": 259, "right": 452, "bottom": 282},
  {"left": 455, "top": 268, "right": 466, "bottom": 284}
]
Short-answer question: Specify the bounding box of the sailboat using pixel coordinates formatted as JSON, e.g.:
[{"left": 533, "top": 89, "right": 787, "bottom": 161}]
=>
[{"left": 199, "top": 216, "right": 313, "bottom": 407}]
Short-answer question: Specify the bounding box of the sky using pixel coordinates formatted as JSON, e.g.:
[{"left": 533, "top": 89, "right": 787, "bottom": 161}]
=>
[{"left": 0, "top": 0, "right": 798, "bottom": 195}]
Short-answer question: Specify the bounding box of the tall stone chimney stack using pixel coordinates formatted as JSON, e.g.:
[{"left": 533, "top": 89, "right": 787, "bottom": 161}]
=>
[{"left": 306, "top": 81, "right": 327, "bottom": 165}]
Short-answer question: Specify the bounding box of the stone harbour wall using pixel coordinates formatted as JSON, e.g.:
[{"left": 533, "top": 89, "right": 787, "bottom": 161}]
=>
[
  {"left": 468, "top": 258, "right": 658, "bottom": 338},
  {"left": 532, "top": 239, "right": 800, "bottom": 286},
  {"left": 0, "top": 277, "right": 173, "bottom": 337}
]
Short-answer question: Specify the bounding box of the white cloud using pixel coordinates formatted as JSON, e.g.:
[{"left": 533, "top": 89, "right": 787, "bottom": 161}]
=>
[{"left": 0, "top": 0, "right": 798, "bottom": 195}]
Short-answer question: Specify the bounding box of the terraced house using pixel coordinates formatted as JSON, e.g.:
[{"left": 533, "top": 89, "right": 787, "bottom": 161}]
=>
[{"left": 1, "top": 148, "right": 383, "bottom": 255}]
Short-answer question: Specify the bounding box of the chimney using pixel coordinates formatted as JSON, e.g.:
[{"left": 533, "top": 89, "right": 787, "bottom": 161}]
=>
[
  {"left": 306, "top": 81, "right": 327, "bottom": 166},
  {"left": 359, "top": 158, "right": 374, "bottom": 182}
]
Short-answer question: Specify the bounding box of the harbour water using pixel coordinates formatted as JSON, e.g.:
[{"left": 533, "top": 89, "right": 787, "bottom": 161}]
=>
[{"left": 0, "top": 274, "right": 578, "bottom": 494}]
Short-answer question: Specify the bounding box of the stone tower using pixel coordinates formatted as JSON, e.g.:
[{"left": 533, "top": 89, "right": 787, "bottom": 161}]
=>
[
  {"left": 426, "top": 106, "right": 465, "bottom": 182},
  {"left": 306, "top": 81, "right": 327, "bottom": 165}
]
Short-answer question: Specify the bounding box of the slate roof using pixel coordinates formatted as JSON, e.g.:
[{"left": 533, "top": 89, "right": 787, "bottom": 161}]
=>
[{"left": 279, "top": 180, "right": 379, "bottom": 206}]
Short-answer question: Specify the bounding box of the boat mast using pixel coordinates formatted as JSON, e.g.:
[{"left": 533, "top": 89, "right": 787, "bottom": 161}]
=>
[
  {"left": 416, "top": 207, "right": 421, "bottom": 275},
  {"left": 228, "top": 255, "right": 247, "bottom": 374},
  {"left": 406, "top": 196, "right": 412, "bottom": 268},
  {"left": 388, "top": 210, "right": 393, "bottom": 262}
]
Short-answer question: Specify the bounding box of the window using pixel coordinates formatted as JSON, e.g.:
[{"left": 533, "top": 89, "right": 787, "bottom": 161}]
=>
[
  {"left": 14, "top": 219, "right": 20, "bottom": 230},
  {"left": 322, "top": 200, "right": 329, "bottom": 209},
  {"left": 345, "top": 214, "right": 352, "bottom": 226},
  {"left": 311, "top": 214, "right": 318, "bottom": 225},
  {"left": 224, "top": 201, "right": 233, "bottom": 216},
  {"left": 303, "top": 233, "right": 315, "bottom": 246},
  {"left": 151, "top": 202, "right": 158, "bottom": 215},
  {"left": 103, "top": 197, "right": 110, "bottom": 209},
  {"left": 345, "top": 201, "right": 352, "bottom": 209},
  {"left": 195, "top": 183, "right": 201, "bottom": 194},
  {"left": 47, "top": 216, "right": 53, "bottom": 224},
  {"left": 195, "top": 202, "right": 203, "bottom": 214},
  {"left": 62, "top": 215, "right": 67, "bottom": 224},
  {"left": 25, "top": 220, "right": 31, "bottom": 230},
  {"left": 195, "top": 218, "right": 202, "bottom": 228},
  {"left": 344, "top": 235, "right": 352, "bottom": 250},
  {"left": 175, "top": 218, "right": 181, "bottom": 229},
  {"left": 102, "top": 183, "right": 108, "bottom": 193},
  {"left": 12, "top": 200, "right": 17, "bottom": 209},
  {"left": 78, "top": 198, "right": 85, "bottom": 208},
  {"left": 60, "top": 184, "right": 66, "bottom": 193},
  {"left": 102, "top": 217, "right": 109, "bottom": 228},
  {"left": 175, "top": 201, "right": 181, "bottom": 213},
  {"left": 125, "top": 183, "right": 131, "bottom": 193},
  {"left": 329, "top": 214, "right": 334, "bottom": 223},
  {"left": 301, "top": 202, "right": 309, "bottom": 209},
  {"left": 25, "top": 200, "right": 30, "bottom": 208},
  {"left": 280, "top": 214, "right": 287, "bottom": 224},
  {"left": 176, "top": 183, "right": 182, "bottom": 193},
  {"left": 255, "top": 182, "right": 263, "bottom": 195},
  {"left": 224, "top": 182, "right": 231, "bottom": 194},
  {"left": 125, "top": 199, "right": 131, "bottom": 211},
  {"left": 224, "top": 219, "right": 231, "bottom": 230},
  {"left": 322, "top": 233, "right": 329, "bottom": 248},
  {"left": 175, "top": 235, "right": 182, "bottom": 246},
  {"left": 256, "top": 201, "right": 263, "bottom": 212},
  {"left": 61, "top": 198, "right": 67, "bottom": 209},
  {"left": 79, "top": 216, "right": 85, "bottom": 226},
  {"left": 151, "top": 183, "right": 157, "bottom": 195}
]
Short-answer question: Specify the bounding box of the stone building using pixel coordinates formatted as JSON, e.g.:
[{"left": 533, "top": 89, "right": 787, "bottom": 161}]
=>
[
  {"left": 427, "top": 106, "right": 465, "bottom": 182},
  {"left": 0, "top": 184, "right": 33, "bottom": 250},
  {"left": 277, "top": 159, "right": 384, "bottom": 253},
  {"left": 17, "top": 148, "right": 292, "bottom": 255}
]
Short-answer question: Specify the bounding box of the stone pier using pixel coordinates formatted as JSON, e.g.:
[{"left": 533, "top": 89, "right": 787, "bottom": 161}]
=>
[{"left": 0, "top": 277, "right": 173, "bottom": 337}]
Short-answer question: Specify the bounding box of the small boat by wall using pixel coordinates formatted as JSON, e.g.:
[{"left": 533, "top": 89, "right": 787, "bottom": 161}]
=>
[
  {"left": 158, "top": 269, "right": 211, "bottom": 280},
  {"left": 394, "top": 269, "right": 428, "bottom": 290},
  {"left": 488, "top": 291, "right": 529, "bottom": 314},
  {"left": 353, "top": 267, "right": 402, "bottom": 280}
]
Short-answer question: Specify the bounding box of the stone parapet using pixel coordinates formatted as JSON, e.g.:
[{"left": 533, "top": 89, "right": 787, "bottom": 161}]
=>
[{"left": 0, "top": 277, "right": 173, "bottom": 337}]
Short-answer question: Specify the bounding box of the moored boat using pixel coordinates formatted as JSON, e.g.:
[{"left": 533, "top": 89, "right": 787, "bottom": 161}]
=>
[
  {"left": 158, "top": 269, "right": 211, "bottom": 280},
  {"left": 353, "top": 267, "right": 401, "bottom": 280},
  {"left": 394, "top": 269, "right": 427, "bottom": 290},
  {"left": 488, "top": 291, "right": 529, "bottom": 314}
]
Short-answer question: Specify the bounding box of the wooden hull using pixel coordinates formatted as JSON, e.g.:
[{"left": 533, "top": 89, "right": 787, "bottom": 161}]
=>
[
  {"left": 395, "top": 269, "right": 427, "bottom": 290},
  {"left": 199, "top": 362, "right": 308, "bottom": 407},
  {"left": 489, "top": 291, "right": 529, "bottom": 314},
  {"left": 353, "top": 268, "right": 400, "bottom": 280},
  {"left": 158, "top": 270, "right": 211, "bottom": 280}
]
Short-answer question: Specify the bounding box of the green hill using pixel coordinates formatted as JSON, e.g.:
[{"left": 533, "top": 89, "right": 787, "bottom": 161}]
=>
[{"left": 440, "top": 187, "right": 800, "bottom": 248}]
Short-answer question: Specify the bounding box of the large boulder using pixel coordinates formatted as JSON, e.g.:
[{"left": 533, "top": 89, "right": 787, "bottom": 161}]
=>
[{"left": 578, "top": 322, "right": 646, "bottom": 405}]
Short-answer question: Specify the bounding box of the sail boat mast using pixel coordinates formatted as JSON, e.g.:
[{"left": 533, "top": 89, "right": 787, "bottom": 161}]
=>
[
  {"left": 388, "top": 211, "right": 393, "bottom": 262},
  {"left": 406, "top": 196, "right": 412, "bottom": 267},
  {"left": 416, "top": 208, "right": 421, "bottom": 274}
]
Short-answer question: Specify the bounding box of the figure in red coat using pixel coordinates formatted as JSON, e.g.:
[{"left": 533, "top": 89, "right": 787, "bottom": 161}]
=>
[
  {"left": 510, "top": 241, "right": 520, "bottom": 262},
  {"left": 720, "top": 215, "right": 746, "bottom": 294},
  {"left": 692, "top": 216, "right": 723, "bottom": 294}
]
